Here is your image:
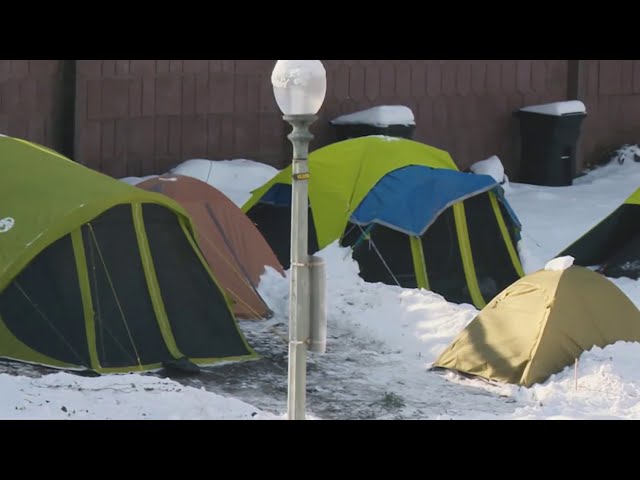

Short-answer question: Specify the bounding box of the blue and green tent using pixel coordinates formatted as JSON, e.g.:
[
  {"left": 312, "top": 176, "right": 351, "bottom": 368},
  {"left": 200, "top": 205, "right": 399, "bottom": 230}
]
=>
[{"left": 243, "top": 136, "right": 524, "bottom": 308}]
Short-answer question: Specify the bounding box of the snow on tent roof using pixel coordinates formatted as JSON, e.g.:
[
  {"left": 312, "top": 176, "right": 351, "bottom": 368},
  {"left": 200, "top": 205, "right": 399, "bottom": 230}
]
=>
[
  {"left": 331, "top": 105, "right": 415, "bottom": 127},
  {"left": 520, "top": 100, "right": 586, "bottom": 116}
]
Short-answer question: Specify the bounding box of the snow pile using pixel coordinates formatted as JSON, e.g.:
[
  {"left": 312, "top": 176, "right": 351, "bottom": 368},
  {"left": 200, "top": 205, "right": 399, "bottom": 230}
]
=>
[
  {"left": 545, "top": 256, "right": 574, "bottom": 271},
  {"left": 610, "top": 144, "right": 640, "bottom": 165},
  {"left": 118, "top": 158, "right": 278, "bottom": 207},
  {"left": 507, "top": 342, "right": 640, "bottom": 419},
  {"left": 170, "top": 158, "right": 279, "bottom": 207},
  {"left": 260, "top": 242, "right": 478, "bottom": 367},
  {"left": 469, "top": 155, "right": 506, "bottom": 184},
  {"left": 331, "top": 105, "right": 415, "bottom": 127}
]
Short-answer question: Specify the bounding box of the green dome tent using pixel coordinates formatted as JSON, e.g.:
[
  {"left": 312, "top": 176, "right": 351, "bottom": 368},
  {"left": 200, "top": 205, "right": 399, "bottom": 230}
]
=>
[
  {"left": 0, "top": 136, "right": 256, "bottom": 373},
  {"left": 433, "top": 265, "right": 640, "bottom": 387},
  {"left": 242, "top": 136, "right": 524, "bottom": 308},
  {"left": 558, "top": 188, "right": 640, "bottom": 279}
]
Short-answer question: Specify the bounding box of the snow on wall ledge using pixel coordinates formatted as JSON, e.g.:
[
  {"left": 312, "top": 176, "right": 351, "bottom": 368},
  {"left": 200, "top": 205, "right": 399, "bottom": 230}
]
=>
[
  {"left": 331, "top": 105, "right": 415, "bottom": 127},
  {"left": 520, "top": 100, "right": 586, "bottom": 116}
]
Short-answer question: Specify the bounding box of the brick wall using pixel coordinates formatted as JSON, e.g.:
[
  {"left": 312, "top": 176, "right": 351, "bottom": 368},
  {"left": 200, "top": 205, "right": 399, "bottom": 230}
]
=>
[
  {"left": 0, "top": 60, "right": 65, "bottom": 150},
  {"left": 3, "top": 60, "right": 639, "bottom": 181}
]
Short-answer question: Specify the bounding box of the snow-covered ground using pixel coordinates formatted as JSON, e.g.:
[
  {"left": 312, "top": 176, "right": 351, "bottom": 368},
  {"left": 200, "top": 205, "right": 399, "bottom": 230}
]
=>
[
  {"left": 0, "top": 370, "right": 278, "bottom": 420},
  {"left": 3, "top": 153, "right": 640, "bottom": 420},
  {"left": 506, "top": 158, "right": 640, "bottom": 275}
]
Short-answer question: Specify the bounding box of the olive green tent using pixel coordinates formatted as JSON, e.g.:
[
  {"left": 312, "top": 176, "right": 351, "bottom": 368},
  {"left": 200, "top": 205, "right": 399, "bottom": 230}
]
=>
[
  {"left": 0, "top": 136, "right": 256, "bottom": 373},
  {"left": 433, "top": 265, "right": 640, "bottom": 387},
  {"left": 243, "top": 136, "right": 523, "bottom": 308}
]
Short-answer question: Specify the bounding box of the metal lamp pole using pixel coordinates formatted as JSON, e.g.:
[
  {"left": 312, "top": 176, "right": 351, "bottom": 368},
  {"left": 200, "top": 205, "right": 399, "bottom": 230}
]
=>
[
  {"left": 285, "top": 114, "right": 315, "bottom": 420},
  {"left": 271, "top": 60, "right": 327, "bottom": 420}
]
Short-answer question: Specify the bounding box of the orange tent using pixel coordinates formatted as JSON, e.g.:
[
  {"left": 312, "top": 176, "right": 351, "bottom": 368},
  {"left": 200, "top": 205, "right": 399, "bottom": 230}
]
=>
[{"left": 137, "top": 174, "right": 284, "bottom": 319}]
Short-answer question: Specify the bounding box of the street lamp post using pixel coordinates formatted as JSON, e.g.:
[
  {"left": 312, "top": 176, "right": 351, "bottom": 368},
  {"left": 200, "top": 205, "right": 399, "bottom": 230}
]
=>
[{"left": 271, "top": 60, "right": 327, "bottom": 420}]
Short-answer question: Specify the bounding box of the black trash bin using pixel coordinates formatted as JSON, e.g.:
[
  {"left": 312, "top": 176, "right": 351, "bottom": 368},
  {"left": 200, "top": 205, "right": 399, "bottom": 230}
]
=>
[
  {"left": 330, "top": 106, "right": 416, "bottom": 141},
  {"left": 515, "top": 101, "right": 587, "bottom": 187}
]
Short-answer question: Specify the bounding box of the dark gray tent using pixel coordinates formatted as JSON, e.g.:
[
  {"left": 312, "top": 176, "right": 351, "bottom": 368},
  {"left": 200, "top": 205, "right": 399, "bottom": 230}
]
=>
[{"left": 559, "top": 188, "right": 640, "bottom": 279}]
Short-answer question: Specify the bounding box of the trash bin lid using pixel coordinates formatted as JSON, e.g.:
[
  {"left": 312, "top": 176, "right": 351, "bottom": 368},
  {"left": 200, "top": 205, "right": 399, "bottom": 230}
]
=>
[
  {"left": 519, "top": 100, "right": 586, "bottom": 116},
  {"left": 330, "top": 105, "right": 416, "bottom": 127}
]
